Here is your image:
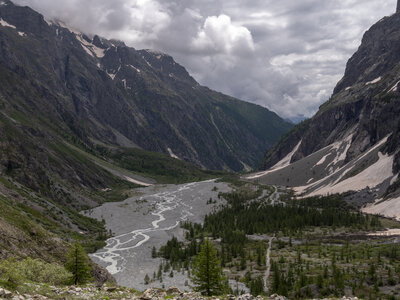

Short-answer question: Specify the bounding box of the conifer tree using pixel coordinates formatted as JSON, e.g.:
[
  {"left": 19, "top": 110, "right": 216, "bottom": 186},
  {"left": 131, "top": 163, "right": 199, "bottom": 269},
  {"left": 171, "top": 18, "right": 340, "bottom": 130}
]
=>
[
  {"left": 65, "top": 243, "right": 93, "bottom": 285},
  {"left": 191, "top": 239, "right": 224, "bottom": 296}
]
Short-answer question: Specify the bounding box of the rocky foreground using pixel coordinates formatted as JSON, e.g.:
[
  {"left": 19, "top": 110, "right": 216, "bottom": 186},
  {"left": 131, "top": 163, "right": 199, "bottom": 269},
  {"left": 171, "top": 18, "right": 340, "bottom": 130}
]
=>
[{"left": 0, "top": 285, "right": 361, "bottom": 300}]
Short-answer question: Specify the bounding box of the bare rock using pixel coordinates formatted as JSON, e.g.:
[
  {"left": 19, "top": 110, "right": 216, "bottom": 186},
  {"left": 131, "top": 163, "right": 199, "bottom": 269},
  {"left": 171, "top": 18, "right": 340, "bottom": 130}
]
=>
[
  {"left": 166, "top": 287, "right": 181, "bottom": 295},
  {"left": 269, "top": 294, "right": 288, "bottom": 300},
  {"left": 0, "top": 288, "right": 13, "bottom": 299},
  {"left": 236, "top": 293, "right": 253, "bottom": 300}
]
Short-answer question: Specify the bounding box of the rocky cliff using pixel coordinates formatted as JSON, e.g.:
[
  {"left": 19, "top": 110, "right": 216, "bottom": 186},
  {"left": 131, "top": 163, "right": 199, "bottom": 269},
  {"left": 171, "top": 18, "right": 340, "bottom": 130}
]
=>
[{"left": 254, "top": 11, "right": 400, "bottom": 218}]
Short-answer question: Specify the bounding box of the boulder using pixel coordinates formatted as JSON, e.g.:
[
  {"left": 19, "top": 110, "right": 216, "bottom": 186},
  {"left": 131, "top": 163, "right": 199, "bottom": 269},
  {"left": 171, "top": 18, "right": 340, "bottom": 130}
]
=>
[
  {"left": 0, "top": 288, "right": 13, "bottom": 299},
  {"left": 166, "top": 287, "right": 181, "bottom": 295}
]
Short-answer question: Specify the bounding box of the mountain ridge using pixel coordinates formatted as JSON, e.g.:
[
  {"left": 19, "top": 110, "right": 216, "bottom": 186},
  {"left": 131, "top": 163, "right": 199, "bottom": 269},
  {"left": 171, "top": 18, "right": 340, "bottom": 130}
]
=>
[
  {"left": 0, "top": 0, "right": 292, "bottom": 173},
  {"left": 0, "top": 0, "right": 291, "bottom": 265},
  {"left": 253, "top": 11, "right": 400, "bottom": 219}
]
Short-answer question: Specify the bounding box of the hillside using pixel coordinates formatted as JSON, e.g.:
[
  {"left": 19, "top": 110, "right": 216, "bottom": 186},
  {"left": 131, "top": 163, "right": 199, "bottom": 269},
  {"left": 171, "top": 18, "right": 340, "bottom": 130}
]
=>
[
  {"left": 251, "top": 11, "right": 400, "bottom": 219},
  {"left": 0, "top": 0, "right": 292, "bottom": 173},
  {"left": 0, "top": 0, "right": 293, "bottom": 261}
]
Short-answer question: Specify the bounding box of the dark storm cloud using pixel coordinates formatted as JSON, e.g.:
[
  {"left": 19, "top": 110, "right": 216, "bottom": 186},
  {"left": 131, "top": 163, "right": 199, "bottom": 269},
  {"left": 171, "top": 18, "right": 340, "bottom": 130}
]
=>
[{"left": 14, "top": 0, "right": 395, "bottom": 119}]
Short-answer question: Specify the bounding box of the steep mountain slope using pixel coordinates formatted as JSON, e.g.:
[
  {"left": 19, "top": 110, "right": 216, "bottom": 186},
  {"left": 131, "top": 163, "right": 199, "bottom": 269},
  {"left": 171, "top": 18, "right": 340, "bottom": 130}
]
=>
[
  {"left": 251, "top": 11, "right": 400, "bottom": 218},
  {"left": 0, "top": 0, "right": 291, "bottom": 173},
  {"left": 0, "top": 0, "right": 278, "bottom": 262}
]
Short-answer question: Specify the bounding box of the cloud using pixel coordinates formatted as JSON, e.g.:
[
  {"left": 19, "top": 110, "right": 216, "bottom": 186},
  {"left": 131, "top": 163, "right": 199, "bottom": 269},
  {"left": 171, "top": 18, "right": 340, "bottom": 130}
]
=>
[
  {"left": 191, "top": 14, "right": 255, "bottom": 56},
  {"left": 14, "top": 0, "right": 171, "bottom": 45},
  {"left": 13, "top": 0, "right": 396, "bottom": 120}
]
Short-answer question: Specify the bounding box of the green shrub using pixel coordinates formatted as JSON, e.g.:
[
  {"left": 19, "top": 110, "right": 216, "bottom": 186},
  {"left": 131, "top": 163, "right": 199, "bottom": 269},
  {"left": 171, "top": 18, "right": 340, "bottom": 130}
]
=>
[
  {"left": 0, "top": 257, "right": 71, "bottom": 289},
  {"left": 0, "top": 258, "right": 24, "bottom": 289}
]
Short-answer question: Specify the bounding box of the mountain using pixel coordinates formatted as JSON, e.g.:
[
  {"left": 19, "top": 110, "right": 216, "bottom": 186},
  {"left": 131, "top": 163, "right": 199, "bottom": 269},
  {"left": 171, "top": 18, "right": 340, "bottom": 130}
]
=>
[
  {"left": 0, "top": 0, "right": 292, "bottom": 173},
  {"left": 0, "top": 0, "right": 294, "bottom": 263},
  {"left": 250, "top": 11, "right": 400, "bottom": 219}
]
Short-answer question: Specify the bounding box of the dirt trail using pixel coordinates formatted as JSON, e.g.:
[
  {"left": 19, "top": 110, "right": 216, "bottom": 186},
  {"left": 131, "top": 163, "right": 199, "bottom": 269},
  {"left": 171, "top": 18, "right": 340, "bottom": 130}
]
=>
[{"left": 264, "top": 236, "right": 275, "bottom": 292}]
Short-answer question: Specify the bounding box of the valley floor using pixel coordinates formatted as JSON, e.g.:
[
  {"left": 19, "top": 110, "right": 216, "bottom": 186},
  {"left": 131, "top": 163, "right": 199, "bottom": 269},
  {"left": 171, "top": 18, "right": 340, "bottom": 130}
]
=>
[{"left": 84, "top": 180, "right": 231, "bottom": 291}]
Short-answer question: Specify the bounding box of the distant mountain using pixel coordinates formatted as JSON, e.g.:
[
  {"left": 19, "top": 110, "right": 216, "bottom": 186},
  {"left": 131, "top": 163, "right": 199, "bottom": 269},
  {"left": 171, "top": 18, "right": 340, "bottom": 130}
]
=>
[
  {"left": 285, "top": 115, "right": 307, "bottom": 125},
  {"left": 0, "top": 0, "right": 291, "bottom": 173},
  {"left": 250, "top": 11, "right": 400, "bottom": 219}
]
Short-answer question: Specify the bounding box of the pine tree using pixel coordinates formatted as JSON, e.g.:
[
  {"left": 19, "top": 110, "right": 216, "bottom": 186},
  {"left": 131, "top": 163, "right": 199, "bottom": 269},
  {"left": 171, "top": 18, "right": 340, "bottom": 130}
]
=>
[
  {"left": 65, "top": 243, "right": 93, "bottom": 285},
  {"left": 144, "top": 274, "right": 150, "bottom": 285},
  {"left": 152, "top": 246, "right": 157, "bottom": 258},
  {"left": 191, "top": 239, "right": 225, "bottom": 296}
]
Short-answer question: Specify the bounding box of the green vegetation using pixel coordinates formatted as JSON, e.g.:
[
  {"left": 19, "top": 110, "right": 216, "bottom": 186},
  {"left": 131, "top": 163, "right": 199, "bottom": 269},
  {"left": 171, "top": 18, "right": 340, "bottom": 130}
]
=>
[
  {"left": 65, "top": 243, "right": 93, "bottom": 285},
  {"left": 0, "top": 177, "right": 109, "bottom": 255},
  {"left": 203, "top": 190, "right": 381, "bottom": 237},
  {"left": 0, "top": 258, "right": 71, "bottom": 290},
  {"left": 154, "top": 182, "right": 400, "bottom": 298},
  {"left": 191, "top": 239, "right": 226, "bottom": 296},
  {"left": 269, "top": 238, "right": 400, "bottom": 299},
  {"left": 99, "top": 146, "right": 226, "bottom": 184}
]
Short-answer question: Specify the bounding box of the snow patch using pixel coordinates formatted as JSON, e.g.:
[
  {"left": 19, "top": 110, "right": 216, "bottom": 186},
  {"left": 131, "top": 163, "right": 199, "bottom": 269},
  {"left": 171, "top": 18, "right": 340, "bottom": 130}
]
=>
[
  {"left": 0, "top": 18, "right": 16, "bottom": 29},
  {"left": 366, "top": 77, "right": 382, "bottom": 85},
  {"left": 75, "top": 34, "right": 105, "bottom": 58},
  {"left": 307, "top": 152, "right": 394, "bottom": 196},
  {"left": 107, "top": 72, "right": 116, "bottom": 80},
  {"left": 246, "top": 140, "right": 302, "bottom": 179},
  {"left": 345, "top": 87, "right": 351, "bottom": 91},
  {"left": 80, "top": 44, "right": 94, "bottom": 57},
  {"left": 123, "top": 175, "right": 152, "bottom": 187},
  {"left": 388, "top": 80, "right": 400, "bottom": 93},
  {"left": 107, "top": 66, "right": 121, "bottom": 80},
  {"left": 326, "top": 134, "right": 353, "bottom": 172},
  {"left": 44, "top": 18, "right": 53, "bottom": 26},
  {"left": 122, "top": 79, "right": 127, "bottom": 89},
  {"left": 128, "top": 65, "right": 141, "bottom": 73},
  {"left": 271, "top": 140, "right": 302, "bottom": 170},
  {"left": 362, "top": 197, "right": 400, "bottom": 220},
  {"left": 167, "top": 148, "right": 180, "bottom": 160},
  {"left": 391, "top": 174, "right": 399, "bottom": 186},
  {"left": 18, "top": 31, "right": 26, "bottom": 37},
  {"left": 295, "top": 135, "right": 390, "bottom": 195},
  {"left": 315, "top": 153, "right": 329, "bottom": 166}
]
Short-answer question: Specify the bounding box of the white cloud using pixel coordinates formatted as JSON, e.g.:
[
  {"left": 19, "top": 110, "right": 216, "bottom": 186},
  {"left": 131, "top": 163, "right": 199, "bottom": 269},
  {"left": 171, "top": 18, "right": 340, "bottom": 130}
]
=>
[
  {"left": 13, "top": 0, "right": 397, "bottom": 120},
  {"left": 191, "top": 14, "right": 255, "bottom": 56},
  {"left": 14, "top": 0, "right": 171, "bottom": 46}
]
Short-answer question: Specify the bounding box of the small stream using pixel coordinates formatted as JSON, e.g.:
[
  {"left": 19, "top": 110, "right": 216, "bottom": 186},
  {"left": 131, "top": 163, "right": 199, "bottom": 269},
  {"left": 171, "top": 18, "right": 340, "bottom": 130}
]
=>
[{"left": 84, "top": 180, "right": 230, "bottom": 290}]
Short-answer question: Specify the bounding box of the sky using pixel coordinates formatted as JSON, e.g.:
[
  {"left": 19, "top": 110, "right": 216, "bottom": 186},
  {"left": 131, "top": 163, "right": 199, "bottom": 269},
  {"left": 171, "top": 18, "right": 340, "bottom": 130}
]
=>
[{"left": 14, "top": 0, "right": 395, "bottom": 121}]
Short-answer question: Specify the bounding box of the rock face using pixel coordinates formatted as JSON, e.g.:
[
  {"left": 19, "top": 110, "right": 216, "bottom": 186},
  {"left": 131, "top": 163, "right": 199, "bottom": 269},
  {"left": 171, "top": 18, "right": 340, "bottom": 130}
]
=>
[
  {"left": 0, "top": 1, "right": 292, "bottom": 172},
  {"left": 255, "top": 11, "right": 400, "bottom": 216}
]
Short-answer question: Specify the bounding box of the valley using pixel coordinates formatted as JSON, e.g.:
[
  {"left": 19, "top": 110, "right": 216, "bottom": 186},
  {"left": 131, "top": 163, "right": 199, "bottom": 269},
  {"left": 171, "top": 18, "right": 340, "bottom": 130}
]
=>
[
  {"left": 0, "top": 0, "right": 400, "bottom": 299},
  {"left": 84, "top": 180, "right": 231, "bottom": 291}
]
